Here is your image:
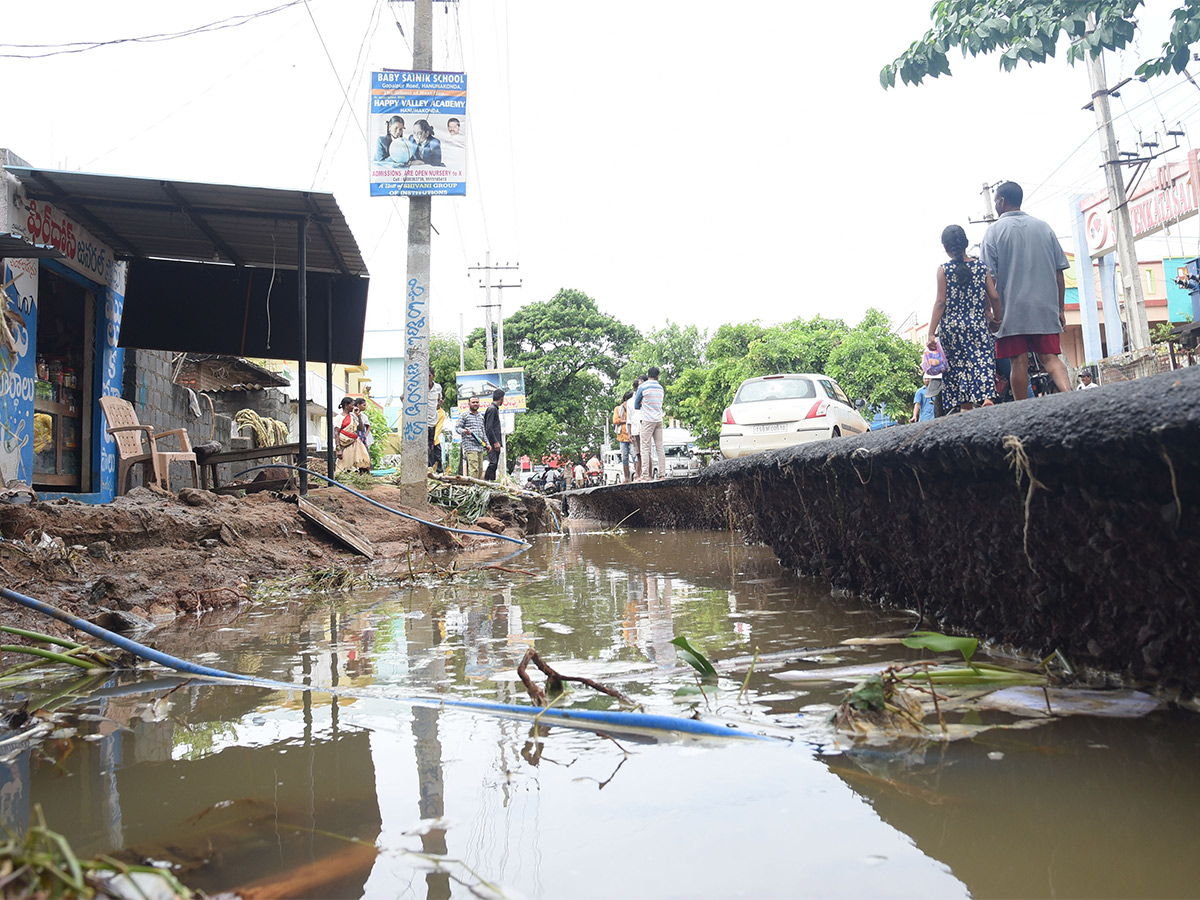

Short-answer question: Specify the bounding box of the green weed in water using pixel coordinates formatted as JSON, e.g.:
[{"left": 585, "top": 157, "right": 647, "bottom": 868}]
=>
[
  {"left": 670, "top": 636, "right": 717, "bottom": 681},
  {"left": 0, "top": 805, "right": 193, "bottom": 898}
]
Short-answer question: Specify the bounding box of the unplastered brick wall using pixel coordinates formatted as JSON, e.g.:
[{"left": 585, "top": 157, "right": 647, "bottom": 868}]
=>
[{"left": 120, "top": 349, "right": 231, "bottom": 488}]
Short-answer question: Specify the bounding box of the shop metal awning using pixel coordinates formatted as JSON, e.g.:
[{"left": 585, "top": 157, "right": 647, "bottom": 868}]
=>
[
  {"left": 5, "top": 166, "right": 373, "bottom": 493},
  {"left": 4, "top": 167, "right": 366, "bottom": 274}
]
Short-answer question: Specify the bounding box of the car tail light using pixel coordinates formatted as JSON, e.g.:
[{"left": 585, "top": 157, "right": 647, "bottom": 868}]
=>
[
  {"left": 722, "top": 407, "right": 736, "bottom": 424},
  {"left": 805, "top": 401, "right": 829, "bottom": 419}
]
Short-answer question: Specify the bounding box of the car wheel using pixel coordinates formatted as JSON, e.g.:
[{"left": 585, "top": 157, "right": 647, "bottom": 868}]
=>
[{"left": 831, "top": 426, "right": 841, "bottom": 438}]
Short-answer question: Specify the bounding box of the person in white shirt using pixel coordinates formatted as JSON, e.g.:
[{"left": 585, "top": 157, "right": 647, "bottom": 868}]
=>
[
  {"left": 625, "top": 377, "right": 643, "bottom": 480},
  {"left": 1077, "top": 370, "right": 1099, "bottom": 389}
]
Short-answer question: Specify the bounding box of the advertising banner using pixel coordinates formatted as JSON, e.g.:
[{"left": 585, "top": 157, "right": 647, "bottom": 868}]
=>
[
  {"left": 369, "top": 70, "right": 468, "bottom": 197},
  {"left": 455, "top": 367, "right": 526, "bottom": 413}
]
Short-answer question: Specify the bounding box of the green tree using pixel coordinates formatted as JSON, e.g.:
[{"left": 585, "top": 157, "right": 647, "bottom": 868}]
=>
[
  {"left": 826, "top": 309, "right": 922, "bottom": 423},
  {"left": 882, "top": 0, "right": 1197, "bottom": 89},
  {"left": 671, "top": 322, "right": 766, "bottom": 447},
  {"left": 503, "top": 289, "right": 639, "bottom": 458}
]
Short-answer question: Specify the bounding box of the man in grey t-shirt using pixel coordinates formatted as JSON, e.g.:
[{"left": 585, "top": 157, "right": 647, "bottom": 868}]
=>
[{"left": 981, "top": 181, "right": 1072, "bottom": 399}]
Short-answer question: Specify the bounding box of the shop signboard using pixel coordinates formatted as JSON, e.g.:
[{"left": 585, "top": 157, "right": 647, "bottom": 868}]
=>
[
  {"left": 8, "top": 185, "right": 119, "bottom": 287},
  {"left": 368, "top": 70, "right": 468, "bottom": 197},
  {"left": 1080, "top": 149, "right": 1200, "bottom": 258}
]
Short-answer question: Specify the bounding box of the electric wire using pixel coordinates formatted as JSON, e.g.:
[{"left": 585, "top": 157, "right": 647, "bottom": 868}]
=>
[
  {"left": 302, "top": 0, "right": 370, "bottom": 153},
  {"left": 311, "top": 0, "right": 386, "bottom": 189},
  {"left": 0, "top": 1, "right": 309, "bottom": 58}
]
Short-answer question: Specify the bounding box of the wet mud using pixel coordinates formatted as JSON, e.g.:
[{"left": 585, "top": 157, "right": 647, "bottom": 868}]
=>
[
  {"left": 565, "top": 366, "right": 1200, "bottom": 692},
  {"left": 0, "top": 482, "right": 553, "bottom": 640}
]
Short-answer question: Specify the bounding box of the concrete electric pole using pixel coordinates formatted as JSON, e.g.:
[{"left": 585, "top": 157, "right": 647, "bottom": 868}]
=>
[
  {"left": 1085, "top": 30, "right": 1151, "bottom": 351},
  {"left": 398, "top": 0, "right": 434, "bottom": 507}
]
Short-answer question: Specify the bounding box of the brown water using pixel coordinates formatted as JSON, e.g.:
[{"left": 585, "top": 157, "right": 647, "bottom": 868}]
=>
[{"left": 3, "top": 529, "right": 1200, "bottom": 898}]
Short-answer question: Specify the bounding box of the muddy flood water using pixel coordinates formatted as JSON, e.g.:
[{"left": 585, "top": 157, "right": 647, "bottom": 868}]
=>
[{"left": 4, "top": 528, "right": 1200, "bottom": 899}]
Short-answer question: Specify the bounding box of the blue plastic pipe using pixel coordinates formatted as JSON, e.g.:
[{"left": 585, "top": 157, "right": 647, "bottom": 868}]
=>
[{"left": 0, "top": 588, "right": 771, "bottom": 741}]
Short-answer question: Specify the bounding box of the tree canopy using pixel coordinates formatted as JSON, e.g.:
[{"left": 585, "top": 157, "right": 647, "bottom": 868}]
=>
[
  {"left": 881, "top": 0, "right": 1199, "bottom": 89},
  {"left": 503, "top": 288, "right": 640, "bottom": 459}
]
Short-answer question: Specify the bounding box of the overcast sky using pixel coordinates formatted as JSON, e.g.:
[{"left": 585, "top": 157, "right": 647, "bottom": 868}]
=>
[{"left": 4, "top": 0, "right": 1199, "bottom": 346}]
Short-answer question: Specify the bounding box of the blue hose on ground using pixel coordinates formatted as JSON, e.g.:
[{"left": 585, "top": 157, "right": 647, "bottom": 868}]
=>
[
  {"left": 232, "top": 464, "right": 528, "bottom": 546},
  {"left": 0, "top": 588, "right": 772, "bottom": 742}
]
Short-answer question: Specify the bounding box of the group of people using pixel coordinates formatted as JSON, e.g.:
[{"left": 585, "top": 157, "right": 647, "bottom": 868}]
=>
[
  {"left": 920, "top": 180, "right": 1079, "bottom": 420},
  {"left": 335, "top": 396, "right": 373, "bottom": 473},
  {"left": 373, "top": 115, "right": 455, "bottom": 168},
  {"left": 611, "top": 367, "right": 666, "bottom": 482}
]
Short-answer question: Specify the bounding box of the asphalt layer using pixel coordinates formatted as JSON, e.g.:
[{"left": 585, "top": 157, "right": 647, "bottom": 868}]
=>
[{"left": 565, "top": 365, "right": 1200, "bottom": 692}]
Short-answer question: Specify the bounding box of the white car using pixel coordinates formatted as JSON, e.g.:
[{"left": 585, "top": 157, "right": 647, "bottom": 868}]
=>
[{"left": 719, "top": 373, "right": 869, "bottom": 459}]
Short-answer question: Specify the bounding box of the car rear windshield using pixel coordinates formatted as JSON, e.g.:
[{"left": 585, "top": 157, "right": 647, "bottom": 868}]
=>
[{"left": 735, "top": 377, "right": 815, "bottom": 403}]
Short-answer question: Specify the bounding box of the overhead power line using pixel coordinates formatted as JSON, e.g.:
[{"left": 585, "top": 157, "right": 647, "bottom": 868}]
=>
[{"left": 0, "top": 1, "right": 308, "bottom": 59}]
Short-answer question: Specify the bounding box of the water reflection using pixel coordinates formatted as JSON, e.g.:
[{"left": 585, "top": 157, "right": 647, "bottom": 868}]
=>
[{"left": 3, "top": 530, "right": 1198, "bottom": 897}]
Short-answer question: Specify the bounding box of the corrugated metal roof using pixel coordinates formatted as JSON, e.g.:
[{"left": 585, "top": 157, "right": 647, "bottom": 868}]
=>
[
  {"left": 177, "top": 355, "right": 291, "bottom": 392},
  {"left": 4, "top": 166, "right": 367, "bottom": 275},
  {"left": 0, "top": 232, "right": 63, "bottom": 259}
]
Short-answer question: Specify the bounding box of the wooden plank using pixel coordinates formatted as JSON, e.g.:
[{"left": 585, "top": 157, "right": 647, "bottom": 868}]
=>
[
  {"left": 297, "top": 496, "right": 374, "bottom": 559},
  {"left": 199, "top": 443, "right": 302, "bottom": 490}
]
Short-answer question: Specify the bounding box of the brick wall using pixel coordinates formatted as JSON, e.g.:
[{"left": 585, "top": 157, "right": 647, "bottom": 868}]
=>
[{"left": 121, "top": 349, "right": 292, "bottom": 488}]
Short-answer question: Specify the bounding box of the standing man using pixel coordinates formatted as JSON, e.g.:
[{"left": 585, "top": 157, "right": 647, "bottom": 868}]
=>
[
  {"left": 913, "top": 375, "right": 936, "bottom": 422},
  {"left": 634, "top": 367, "right": 665, "bottom": 481},
  {"left": 1077, "top": 369, "right": 1099, "bottom": 389},
  {"left": 613, "top": 390, "right": 633, "bottom": 483},
  {"left": 427, "top": 365, "right": 443, "bottom": 472},
  {"left": 457, "top": 394, "right": 487, "bottom": 479},
  {"left": 981, "top": 181, "right": 1072, "bottom": 400},
  {"left": 483, "top": 388, "right": 505, "bottom": 481}
]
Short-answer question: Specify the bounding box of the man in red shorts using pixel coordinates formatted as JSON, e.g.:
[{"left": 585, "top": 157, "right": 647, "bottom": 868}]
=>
[{"left": 980, "top": 181, "right": 1072, "bottom": 399}]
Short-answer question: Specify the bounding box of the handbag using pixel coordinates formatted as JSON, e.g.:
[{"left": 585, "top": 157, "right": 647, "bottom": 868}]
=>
[{"left": 922, "top": 338, "right": 948, "bottom": 376}]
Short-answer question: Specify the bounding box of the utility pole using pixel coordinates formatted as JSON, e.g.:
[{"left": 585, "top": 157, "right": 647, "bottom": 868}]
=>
[
  {"left": 397, "top": 0, "right": 433, "bottom": 506},
  {"left": 467, "top": 254, "right": 519, "bottom": 368},
  {"left": 981, "top": 183, "right": 996, "bottom": 222},
  {"left": 1085, "top": 28, "right": 1151, "bottom": 350}
]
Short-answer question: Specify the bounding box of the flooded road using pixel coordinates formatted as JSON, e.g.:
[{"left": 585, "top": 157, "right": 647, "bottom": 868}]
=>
[{"left": 4, "top": 529, "right": 1200, "bottom": 898}]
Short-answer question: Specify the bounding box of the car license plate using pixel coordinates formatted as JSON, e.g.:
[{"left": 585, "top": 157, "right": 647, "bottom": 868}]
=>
[{"left": 752, "top": 424, "right": 786, "bottom": 434}]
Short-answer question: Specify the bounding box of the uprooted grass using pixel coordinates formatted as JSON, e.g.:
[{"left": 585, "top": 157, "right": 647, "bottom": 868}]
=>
[{"left": 251, "top": 563, "right": 377, "bottom": 598}]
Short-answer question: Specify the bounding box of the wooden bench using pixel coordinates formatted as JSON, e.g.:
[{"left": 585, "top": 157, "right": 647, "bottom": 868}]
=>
[{"left": 198, "top": 442, "right": 304, "bottom": 494}]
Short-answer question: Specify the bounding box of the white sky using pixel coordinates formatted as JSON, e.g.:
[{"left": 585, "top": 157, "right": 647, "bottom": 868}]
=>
[{"left": 3, "top": 0, "right": 1199, "bottom": 344}]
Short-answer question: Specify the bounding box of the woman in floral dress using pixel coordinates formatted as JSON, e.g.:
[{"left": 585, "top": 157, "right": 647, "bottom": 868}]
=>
[{"left": 928, "top": 225, "right": 1002, "bottom": 411}]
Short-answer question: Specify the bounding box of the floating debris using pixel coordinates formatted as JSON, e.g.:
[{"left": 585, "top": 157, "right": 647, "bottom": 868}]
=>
[{"left": 977, "top": 686, "right": 1162, "bottom": 719}]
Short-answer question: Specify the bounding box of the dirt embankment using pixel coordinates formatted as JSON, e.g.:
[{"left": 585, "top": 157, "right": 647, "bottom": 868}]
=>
[{"left": 0, "top": 483, "right": 551, "bottom": 645}]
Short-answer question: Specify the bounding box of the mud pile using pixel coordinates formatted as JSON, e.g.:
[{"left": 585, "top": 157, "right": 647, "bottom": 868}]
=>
[{"left": 0, "top": 483, "right": 550, "bottom": 641}]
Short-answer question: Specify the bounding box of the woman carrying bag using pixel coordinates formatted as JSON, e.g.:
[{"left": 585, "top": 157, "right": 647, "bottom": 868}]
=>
[{"left": 927, "top": 224, "right": 1003, "bottom": 412}]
